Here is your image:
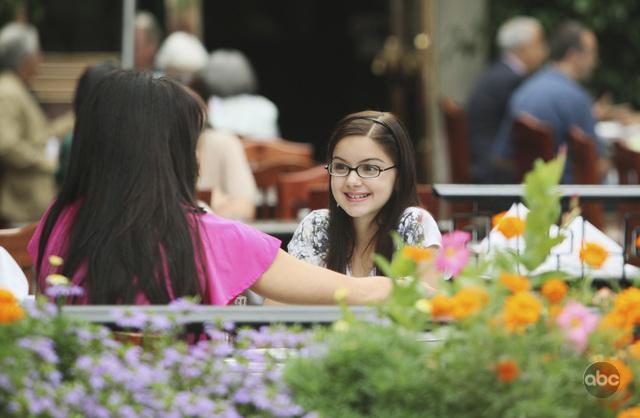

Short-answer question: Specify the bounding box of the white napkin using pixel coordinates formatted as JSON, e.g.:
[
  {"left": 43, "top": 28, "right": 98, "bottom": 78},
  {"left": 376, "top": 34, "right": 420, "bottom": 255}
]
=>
[{"left": 476, "top": 203, "right": 640, "bottom": 280}]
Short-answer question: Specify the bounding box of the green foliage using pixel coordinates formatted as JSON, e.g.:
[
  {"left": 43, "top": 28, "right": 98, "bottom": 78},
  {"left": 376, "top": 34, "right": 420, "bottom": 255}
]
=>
[
  {"left": 489, "top": 0, "right": 640, "bottom": 107},
  {"left": 284, "top": 324, "right": 433, "bottom": 418},
  {"left": 519, "top": 154, "right": 565, "bottom": 271}
]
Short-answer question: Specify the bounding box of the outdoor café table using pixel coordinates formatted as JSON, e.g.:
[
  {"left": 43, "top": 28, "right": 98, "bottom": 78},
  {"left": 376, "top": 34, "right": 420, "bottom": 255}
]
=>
[
  {"left": 432, "top": 184, "right": 640, "bottom": 204},
  {"left": 248, "top": 219, "right": 300, "bottom": 249},
  {"left": 433, "top": 184, "right": 640, "bottom": 281}
]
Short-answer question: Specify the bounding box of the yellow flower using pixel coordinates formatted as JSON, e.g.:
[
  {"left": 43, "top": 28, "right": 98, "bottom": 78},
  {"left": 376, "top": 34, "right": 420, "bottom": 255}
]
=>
[
  {"left": 46, "top": 274, "right": 69, "bottom": 287},
  {"left": 333, "top": 320, "right": 350, "bottom": 332},
  {"left": 0, "top": 289, "right": 24, "bottom": 325},
  {"left": 401, "top": 246, "right": 433, "bottom": 263},
  {"left": 503, "top": 292, "right": 542, "bottom": 333},
  {"left": 618, "top": 407, "right": 640, "bottom": 418},
  {"left": 541, "top": 279, "right": 568, "bottom": 304},
  {"left": 431, "top": 295, "right": 454, "bottom": 319},
  {"left": 415, "top": 298, "right": 432, "bottom": 314},
  {"left": 495, "top": 216, "right": 526, "bottom": 239},
  {"left": 450, "top": 287, "right": 489, "bottom": 320},
  {"left": 494, "top": 359, "right": 520, "bottom": 383},
  {"left": 0, "top": 288, "right": 17, "bottom": 305},
  {"left": 628, "top": 341, "right": 640, "bottom": 360},
  {"left": 48, "top": 255, "right": 64, "bottom": 267},
  {"left": 499, "top": 273, "right": 530, "bottom": 294},
  {"left": 606, "top": 358, "right": 633, "bottom": 393},
  {"left": 491, "top": 211, "right": 507, "bottom": 228},
  {"left": 579, "top": 242, "right": 609, "bottom": 269},
  {"left": 0, "top": 304, "right": 24, "bottom": 324}
]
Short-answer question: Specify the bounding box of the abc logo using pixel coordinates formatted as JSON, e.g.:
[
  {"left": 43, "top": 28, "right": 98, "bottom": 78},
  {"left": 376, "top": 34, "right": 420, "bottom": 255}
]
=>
[{"left": 583, "top": 362, "right": 620, "bottom": 398}]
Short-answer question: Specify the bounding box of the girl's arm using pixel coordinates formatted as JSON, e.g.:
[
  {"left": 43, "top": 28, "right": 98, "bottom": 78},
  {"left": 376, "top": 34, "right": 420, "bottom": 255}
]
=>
[{"left": 251, "top": 249, "right": 392, "bottom": 305}]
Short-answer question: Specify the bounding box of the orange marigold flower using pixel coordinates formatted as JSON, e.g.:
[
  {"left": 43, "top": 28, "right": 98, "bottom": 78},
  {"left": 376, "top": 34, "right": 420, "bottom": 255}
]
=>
[
  {"left": 541, "top": 279, "right": 568, "bottom": 304},
  {"left": 548, "top": 304, "right": 563, "bottom": 320},
  {"left": 628, "top": 341, "right": 640, "bottom": 360},
  {"left": 499, "top": 273, "right": 530, "bottom": 294},
  {"left": 618, "top": 407, "right": 640, "bottom": 418},
  {"left": 431, "top": 295, "right": 454, "bottom": 319},
  {"left": 450, "top": 287, "right": 489, "bottom": 320},
  {"left": 401, "top": 246, "right": 433, "bottom": 263},
  {"left": 492, "top": 211, "right": 507, "bottom": 228},
  {"left": 607, "top": 358, "right": 634, "bottom": 393},
  {"left": 0, "top": 304, "right": 25, "bottom": 324},
  {"left": 0, "top": 288, "right": 17, "bottom": 305},
  {"left": 495, "top": 216, "right": 526, "bottom": 239},
  {"left": 580, "top": 242, "right": 609, "bottom": 269},
  {"left": 636, "top": 235, "right": 640, "bottom": 249},
  {"left": 503, "top": 292, "right": 542, "bottom": 333},
  {"left": 494, "top": 359, "right": 520, "bottom": 383}
]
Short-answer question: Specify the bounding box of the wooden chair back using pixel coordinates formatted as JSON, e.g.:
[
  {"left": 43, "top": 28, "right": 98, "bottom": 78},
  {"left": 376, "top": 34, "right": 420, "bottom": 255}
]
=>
[
  {"left": 512, "top": 114, "right": 555, "bottom": 182},
  {"left": 252, "top": 156, "right": 316, "bottom": 218},
  {"left": 243, "top": 139, "right": 314, "bottom": 167},
  {"left": 613, "top": 140, "right": 640, "bottom": 243},
  {"left": 567, "top": 125, "right": 604, "bottom": 229},
  {"left": 276, "top": 165, "right": 329, "bottom": 219},
  {"left": 440, "top": 97, "right": 471, "bottom": 183},
  {"left": 0, "top": 223, "right": 38, "bottom": 293}
]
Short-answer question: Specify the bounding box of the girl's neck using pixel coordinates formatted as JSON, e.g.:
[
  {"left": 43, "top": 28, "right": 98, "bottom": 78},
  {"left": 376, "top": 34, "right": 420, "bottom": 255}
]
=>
[{"left": 351, "top": 216, "right": 377, "bottom": 276}]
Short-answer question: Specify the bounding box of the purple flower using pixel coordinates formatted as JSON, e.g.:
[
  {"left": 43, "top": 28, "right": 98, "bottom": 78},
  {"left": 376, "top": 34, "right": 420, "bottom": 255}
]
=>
[
  {"left": 168, "top": 297, "right": 203, "bottom": 312},
  {"left": 17, "top": 336, "right": 59, "bottom": 364},
  {"left": 45, "top": 284, "right": 84, "bottom": 298},
  {"left": 111, "top": 308, "right": 149, "bottom": 329}
]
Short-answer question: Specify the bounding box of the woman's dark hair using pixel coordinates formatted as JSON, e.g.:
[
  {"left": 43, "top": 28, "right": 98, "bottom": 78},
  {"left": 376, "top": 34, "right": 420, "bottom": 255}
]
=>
[
  {"left": 37, "top": 69, "right": 207, "bottom": 304},
  {"left": 73, "top": 61, "right": 118, "bottom": 115},
  {"left": 325, "top": 110, "right": 419, "bottom": 274}
]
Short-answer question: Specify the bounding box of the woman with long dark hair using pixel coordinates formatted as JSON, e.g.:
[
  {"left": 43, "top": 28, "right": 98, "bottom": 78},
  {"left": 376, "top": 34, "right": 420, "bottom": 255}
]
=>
[
  {"left": 28, "top": 70, "right": 395, "bottom": 305},
  {"left": 288, "top": 111, "right": 441, "bottom": 277}
]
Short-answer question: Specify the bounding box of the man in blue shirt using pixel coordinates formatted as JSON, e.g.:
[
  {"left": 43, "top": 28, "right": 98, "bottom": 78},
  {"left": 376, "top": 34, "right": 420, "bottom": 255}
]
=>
[{"left": 491, "top": 21, "right": 608, "bottom": 184}]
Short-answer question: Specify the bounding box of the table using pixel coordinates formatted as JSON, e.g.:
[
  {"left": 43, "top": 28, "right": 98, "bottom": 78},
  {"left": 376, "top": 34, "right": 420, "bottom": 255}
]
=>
[
  {"left": 248, "top": 219, "right": 300, "bottom": 249},
  {"left": 248, "top": 220, "right": 300, "bottom": 235},
  {"left": 432, "top": 184, "right": 640, "bottom": 202}
]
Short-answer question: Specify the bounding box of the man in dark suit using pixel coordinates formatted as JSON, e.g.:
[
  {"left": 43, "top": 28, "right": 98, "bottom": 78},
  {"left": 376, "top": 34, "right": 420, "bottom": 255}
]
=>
[{"left": 466, "top": 16, "right": 547, "bottom": 183}]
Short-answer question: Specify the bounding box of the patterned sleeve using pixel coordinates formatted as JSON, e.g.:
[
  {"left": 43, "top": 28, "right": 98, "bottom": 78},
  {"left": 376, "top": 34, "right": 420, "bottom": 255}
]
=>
[
  {"left": 287, "top": 209, "right": 330, "bottom": 267},
  {"left": 398, "top": 207, "right": 442, "bottom": 248}
]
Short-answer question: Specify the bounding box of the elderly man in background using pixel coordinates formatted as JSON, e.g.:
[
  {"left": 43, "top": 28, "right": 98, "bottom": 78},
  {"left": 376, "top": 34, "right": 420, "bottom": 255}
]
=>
[
  {"left": 492, "top": 21, "right": 607, "bottom": 184},
  {"left": 134, "top": 11, "right": 162, "bottom": 72},
  {"left": 0, "top": 22, "right": 73, "bottom": 225},
  {"left": 466, "top": 16, "right": 547, "bottom": 183}
]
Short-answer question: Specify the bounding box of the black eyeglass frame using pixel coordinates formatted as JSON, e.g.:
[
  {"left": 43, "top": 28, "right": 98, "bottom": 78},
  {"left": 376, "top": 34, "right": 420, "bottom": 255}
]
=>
[{"left": 324, "top": 162, "right": 397, "bottom": 178}]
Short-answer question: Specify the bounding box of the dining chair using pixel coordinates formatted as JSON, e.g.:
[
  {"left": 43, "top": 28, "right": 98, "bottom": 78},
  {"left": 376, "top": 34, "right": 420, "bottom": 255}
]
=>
[
  {"left": 612, "top": 139, "right": 640, "bottom": 267},
  {"left": 252, "top": 156, "right": 316, "bottom": 219},
  {"left": 567, "top": 125, "right": 605, "bottom": 229},
  {"left": 440, "top": 97, "right": 471, "bottom": 184},
  {"left": 0, "top": 223, "right": 38, "bottom": 294},
  {"left": 511, "top": 113, "right": 555, "bottom": 182},
  {"left": 242, "top": 138, "right": 314, "bottom": 168},
  {"left": 276, "top": 165, "right": 329, "bottom": 219}
]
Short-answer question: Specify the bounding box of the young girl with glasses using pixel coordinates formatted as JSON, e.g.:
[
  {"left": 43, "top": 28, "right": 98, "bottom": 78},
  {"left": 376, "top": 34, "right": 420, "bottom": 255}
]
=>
[
  {"left": 288, "top": 111, "right": 442, "bottom": 277},
  {"left": 28, "top": 71, "right": 403, "bottom": 305}
]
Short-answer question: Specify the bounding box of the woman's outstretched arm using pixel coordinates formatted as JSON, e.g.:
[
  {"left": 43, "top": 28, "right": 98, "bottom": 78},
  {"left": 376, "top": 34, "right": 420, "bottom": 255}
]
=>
[{"left": 251, "top": 249, "right": 392, "bottom": 305}]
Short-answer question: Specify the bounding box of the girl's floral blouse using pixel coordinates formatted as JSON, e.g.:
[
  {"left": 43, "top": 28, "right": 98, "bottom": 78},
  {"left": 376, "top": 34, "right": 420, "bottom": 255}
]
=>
[{"left": 287, "top": 207, "right": 442, "bottom": 276}]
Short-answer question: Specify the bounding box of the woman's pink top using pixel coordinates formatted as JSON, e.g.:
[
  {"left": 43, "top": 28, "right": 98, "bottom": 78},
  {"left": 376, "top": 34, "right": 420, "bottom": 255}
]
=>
[{"left": 27, "top": 203, "right": 281, "bottom": 305}]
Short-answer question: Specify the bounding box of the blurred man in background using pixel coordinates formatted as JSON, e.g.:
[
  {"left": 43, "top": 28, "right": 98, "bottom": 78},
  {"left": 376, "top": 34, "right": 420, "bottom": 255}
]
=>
[
  {"left": 492, "top": 21, "right": 607, "bottom": 184},
  {"left": 0, "top": 22, "right": 73, "bottom": 225},
  {"left": 134, "top": 11, "right": 162, "bottom": 72},
  {"left": 466, "top": 16, "right": 547, "bottom": 183}
]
